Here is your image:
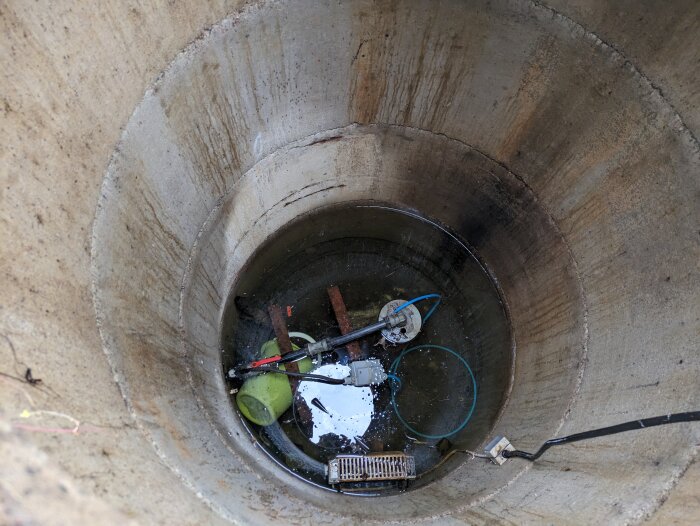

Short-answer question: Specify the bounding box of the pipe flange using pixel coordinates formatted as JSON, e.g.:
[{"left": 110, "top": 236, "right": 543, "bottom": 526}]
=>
[{"left": 379, "top": 300, "right": 422, "bottom": 344}]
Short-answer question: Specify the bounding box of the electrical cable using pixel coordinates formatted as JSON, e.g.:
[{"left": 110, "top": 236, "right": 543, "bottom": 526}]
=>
[
  {"left": 245, "top": 295, "right": 441, "bottom": 371},
  {"left": 453, "top": 449, "right": 492, "bottom": 460},
  {"left": 274, "top": 315, "right": 403, "bottom": 366},
  {"left": 249, "top": 355, "right": 283, "bottom": 367},
  {"left": 246, "top": 334, "right": 317, "bottom": 368},
  {"left": 503, "top": 411, "right": 700, "bottom": 461},
  {"left": 238, "top": 366, "right": 345, "bottom": 385},
  {"left": 414, "top": 447, "right": 492, "bottom": 479},
  {"left": 393, "top": 293, "right": 442, "bottom": 322},
  {"left": 277, "top": 349, "right": 309, "bottom": 364},
  {"left": 389, "top": 345, "right": 477, "bottom": 439}
]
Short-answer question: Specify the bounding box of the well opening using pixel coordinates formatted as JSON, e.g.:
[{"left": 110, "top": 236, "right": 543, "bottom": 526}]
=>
[
  {"left": 220, "top": 203, "right": 513, "bottom": 494},
  {"left": 88, "top": 1, "right": 698, "bottom": 522}
]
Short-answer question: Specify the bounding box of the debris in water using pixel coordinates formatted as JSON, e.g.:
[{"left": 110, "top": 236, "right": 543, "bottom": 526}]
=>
[{"left": 311, "top": 397, "right": 329, "bottom": 414}]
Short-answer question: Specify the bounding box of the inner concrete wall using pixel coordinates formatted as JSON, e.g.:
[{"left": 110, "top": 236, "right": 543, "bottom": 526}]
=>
[{"left": 1, "top": 1, "right": 698, "bottom": 524}]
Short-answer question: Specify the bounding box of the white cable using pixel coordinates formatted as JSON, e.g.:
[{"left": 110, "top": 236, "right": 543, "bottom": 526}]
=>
[{"left": 288, "top": 331, "right": 316, "bottom": 344}]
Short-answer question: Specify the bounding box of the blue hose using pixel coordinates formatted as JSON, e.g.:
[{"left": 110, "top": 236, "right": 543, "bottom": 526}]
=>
[
  {"left": 387, "top": 373, "right": 402, "bottom": 387},
  {"left": 389, "top": 345, "right": 477, "bottom": 440},
  {"left": 393, "top": 294, "right": 442, "bottom": 322}
]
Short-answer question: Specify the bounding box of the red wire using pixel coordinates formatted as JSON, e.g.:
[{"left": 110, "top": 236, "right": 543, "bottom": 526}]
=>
[{"left": 250, "top": 355, "right": 282, "bottom": 368}]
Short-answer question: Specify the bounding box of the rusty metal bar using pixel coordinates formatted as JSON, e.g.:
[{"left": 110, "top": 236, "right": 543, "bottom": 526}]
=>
[
  {"left": 327, "top": 285, "right": 363, "bottom": 360},
  {"left": 267, "top": 304, "right": 313, "bottom": 425},
  {"left": 268, "top": 303, "right": 300, "bottom": 386},
  {"left": 268, "top": 304, "right": 293, "bottom": 356}
]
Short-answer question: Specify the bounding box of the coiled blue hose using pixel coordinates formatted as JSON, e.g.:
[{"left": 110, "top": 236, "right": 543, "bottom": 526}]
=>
[{"left": 389, "top": 344, "right": 477, "bottom": 440}]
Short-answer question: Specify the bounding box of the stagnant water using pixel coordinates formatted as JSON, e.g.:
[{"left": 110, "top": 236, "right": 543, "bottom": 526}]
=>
[{"left": 221, "top": 204, "right": 513, "bottom": 494}]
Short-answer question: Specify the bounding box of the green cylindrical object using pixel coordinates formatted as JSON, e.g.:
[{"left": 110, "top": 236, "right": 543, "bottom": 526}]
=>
[{"left": 236, "top": 339, "right": 312, "bottom": 426}]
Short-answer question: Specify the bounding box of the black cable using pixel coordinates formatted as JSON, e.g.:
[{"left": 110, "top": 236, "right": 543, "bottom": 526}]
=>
[
  {"left": 503, "top": 411, "right": 700, "bottom": 461},
  {"left": 277, "top": 350, "right": 309, "bottom": 364},
  {"left": 238, "top": 366, "right": 345, "bottom": 385}
]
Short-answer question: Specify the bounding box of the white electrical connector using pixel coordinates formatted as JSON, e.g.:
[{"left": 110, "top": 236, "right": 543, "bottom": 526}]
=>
[
  {"left": 344, "top": 359, "right": 387, "bottom": 386},
  {"left": 484, "top": 435, "right": 515, "bottom": 465}
]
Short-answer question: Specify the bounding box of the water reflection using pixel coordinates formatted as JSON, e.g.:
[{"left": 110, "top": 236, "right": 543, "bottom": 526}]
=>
[{"left": 294, "top": 364, "right": 375, "bottom": 452}]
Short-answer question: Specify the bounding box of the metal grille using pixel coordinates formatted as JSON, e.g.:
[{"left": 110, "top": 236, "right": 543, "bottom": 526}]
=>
[{"left": 327, "top": 452, "right": 416, "bottom": 484}]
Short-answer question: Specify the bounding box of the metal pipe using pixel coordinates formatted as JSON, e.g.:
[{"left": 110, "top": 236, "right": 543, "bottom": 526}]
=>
[
  {"left": 277, "top": 312, "right": 407, "bottom": 363},
  {"left": 328, "top": 314, "right": 405, "bottom": 348}
]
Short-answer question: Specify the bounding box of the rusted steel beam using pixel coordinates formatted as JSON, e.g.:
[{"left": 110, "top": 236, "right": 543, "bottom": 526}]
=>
[
  {"left": 267, "top": 305, "right": 315, "bottom": 426},
  {"left": 268, "top": 304, "right": 298, "bottom": 374},
  {"left": 327, "top": 285, "right": 363, "bottom": 360},
  {"left": 268, "top": 304, "right": 293, "bottom": 354}
]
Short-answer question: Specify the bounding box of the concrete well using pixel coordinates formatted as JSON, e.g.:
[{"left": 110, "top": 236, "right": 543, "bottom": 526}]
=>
[{"left": 1, "top": 1, "right": 698, "bottom": 524}]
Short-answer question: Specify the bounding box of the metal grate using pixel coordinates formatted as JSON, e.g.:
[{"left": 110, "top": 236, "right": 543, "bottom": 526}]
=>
[{"left": 327, "top": 452, "right": 416, "bottom": 484}]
